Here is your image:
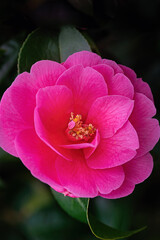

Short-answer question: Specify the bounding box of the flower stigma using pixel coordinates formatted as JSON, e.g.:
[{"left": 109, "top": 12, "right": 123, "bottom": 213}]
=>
[{"left": 66, "top": 112, "right": 96, "bottom": 141}]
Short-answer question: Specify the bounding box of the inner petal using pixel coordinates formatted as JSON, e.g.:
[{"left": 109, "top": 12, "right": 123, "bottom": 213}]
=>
[
  {"left": 34, "top": 85, "right": 83, "bottom": 161},
  {"left": 57, "top": 65, "right": 108, "bottom": 119}
]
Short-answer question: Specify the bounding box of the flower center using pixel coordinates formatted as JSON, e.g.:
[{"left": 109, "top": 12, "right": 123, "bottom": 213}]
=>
[{"left": 66, "top": 112, "right": 96, "bottom": 142}]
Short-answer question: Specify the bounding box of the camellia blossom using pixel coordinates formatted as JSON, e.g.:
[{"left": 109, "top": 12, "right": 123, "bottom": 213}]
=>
[{"left": 0, "top": 51, "right": 159, "bottom": 198}]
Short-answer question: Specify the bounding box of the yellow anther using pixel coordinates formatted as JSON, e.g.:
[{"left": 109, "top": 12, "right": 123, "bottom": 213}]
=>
[{"left": 67, "top": 113, "right": 96, "bottom": 141}]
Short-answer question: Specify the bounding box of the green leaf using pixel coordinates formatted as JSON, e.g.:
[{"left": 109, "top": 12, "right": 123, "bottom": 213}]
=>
[
  {"left": 18, "top": 26, "right": 91, "bottom": 73},
  {"left": 87, "top": 200, "right": 146, "bottom": 240},
  {"left": 88, "top": 213, "right": 146, "bottom": 240},
  {"left": 51, "top": 189, "right": 88, "bottom": 224},
  {"left": 18, "top": 29, "right": 60, "bottom": 73},
  {"left": 52, "top": 190, "right": 146, "bottom": 240},
  {"left": 59, "top": 26, "right": 91, "bottom": 62}
]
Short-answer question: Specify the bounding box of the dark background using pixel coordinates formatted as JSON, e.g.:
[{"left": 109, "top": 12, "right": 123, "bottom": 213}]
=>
[{"left": 0, "top": 1, "right": 160, "bottom": 239}]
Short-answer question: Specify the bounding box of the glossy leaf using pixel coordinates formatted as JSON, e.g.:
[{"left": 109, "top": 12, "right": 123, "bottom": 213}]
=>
[
  {"left": 87, "top": 211, "right": 146, "bottom": 240},
  {"left": 52, "top": 190, "right": 146, "bottom": 239},
  {"left": 51, "top": 189, "right": 88, "bottom": 223},
  {"left": 18, "top": 26, "right": 91, "bottom": 73},
  {"left": 18, "top": 29, "right": 60, "bottom": 73},
  {"left": 59, "top": 26, "right": 91, "bottom": 62}
]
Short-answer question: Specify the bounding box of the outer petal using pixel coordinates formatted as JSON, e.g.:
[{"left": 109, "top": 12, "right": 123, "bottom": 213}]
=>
[
  {"left": 86, "top": 121, "right": 139, "bottom": 169},
  {"left": 9, "top": 72, "right": 37, "bottom": 125},
  {"left": 93, "top": 65, "right": 134, "bottom": 99},
  {"left": 56, "top": 154, "right": 97, "bottom": 198},
  {"left": 30, "top": 60, "right": 66, "bottom": 88},
  {"left": 0, "top": 61, "right": 66, "bottom": 156},
  {"left": 1, "top": 61, "right": 65, "bottom": 127},
  {"left": 132, "top": 118, "right": 160, "bottom": 158},
  {"left": 87, "top": 95, "right": 134, "bottom": 138},
  {"left": 15, "top": 129, "right": 64, "bottom": 192},
  {"left": 94, "top": 166, "right": 125, "bottom": 195},
  {"left": 100, "top": 179, "right": 135, "bottom": 199},
  {"left": 63, "top": 51, "right": 102, "bottom": 68},
  {"left": 124, "top": 153, "right": 153, "bottom": 184},
  {"left": 130, "top": 92, "right": 156, "bottom": 119},
  {"left": 120, "top": 64, "right": 154, "bottom": 101},
  {"left": 102, "top": 59, "right": 123, "bottom": 74},
  {"left": 93, "top": 64, "right": 114, "bottom": 82},
  {"left": 56, "top": 155, "right": 125, "bottom": 197},
  {"left": 101, "top": 153, "right": 154, "bottom": 199},
  {"left": 130, "top": 93, "right": 160, "bottom": 157},
  {"left": 108, "top": 73, "right": 134, "bottom": 99},
  {"left": 7, "top": 61, "right": 65, "bottom": 125},
  {"left": 0, "top": 73, "right": 34, "bottom": 156},
  {"left": 57, "top": 65, "right": 108, "bottom": 118}
]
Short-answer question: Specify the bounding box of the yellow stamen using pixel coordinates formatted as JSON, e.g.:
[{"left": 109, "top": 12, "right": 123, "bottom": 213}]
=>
[{"left": 66, "top": 113, "right": 96, "bottom": 141}]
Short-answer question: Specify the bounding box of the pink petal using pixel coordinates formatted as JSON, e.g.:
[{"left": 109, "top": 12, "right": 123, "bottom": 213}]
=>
[
  {"left": 35, "top": 85, "right": 73, "bottom": 133},
  {"left": 102, "top": 59, "right": 123, "bottom": 74},
  {"left": 9, "top": 72, "right": 37, "bottom": 125},
  {"left": 93, "top": 64, "right": 114, "bottom": 83},
  {"left": 63, "top": 51, "right": 102, "bottom": 68},
  {"left": 86, "top": 121, "right": 139, "bottom": 169},
  {"left": 34, "top": 85, "right": 72, "bottom": 144},
  {"left": 130, "top": 92, "right": 156, "bottom": 119},
  {"left": 30, "top": 60, "right": 66, "bottom": 88},
  {"left": 120, "top": 64, "right": 154, "bottom": 101},
  {"left": 0, "top": 73, "right": 34, "bottom": 156},
  {"left": 94, "top": 65, "right": 134, "bottom": 99},
  {"left": 83, "top": 129, "right": 100, "bottom": 158},
  {"left": 9, "top": 61, "right": 65, "bottom": 124},
  {"left": 56, "top": 154, "right": 97, "bottom": 197},
  {"left": 56, "top": 155, "right": 125, "bottom": 197},
  {"left": 6, "top": 61, "right": 65, "bottom": 126},
  {"left": 100, "top": 179, "right": 135, "bottom": 199},
  {"left": 34, "top": 85, "right": 82, "bottom": 161},
  {"left": 100, "top": 153, "right": 154, "bottom": 199},
  {"left": 130, "top": 93, "right": 160, "bottom": 157},
  {"left": 1, "top": 59, "right": 66, "bottom": 135},
  {"left": 109, "top": 73, "right": 134, "bottom": 99},
  {"left": 57, "top": 65, "right": 108, "bottom": 118},
  {"left": 95, "top": 166, "right": 125, "bottom": 194},
  {"left": 15, "top": 129, "right": 64, "bottom": 192},
  {"left": 0, "top": 59, "right": 66, "bottom": 157},
  {"left": 87, "top": 95, "right": 134, "bottom": 138},
  {"left": 124, "top": 153, "right": 153, "bottom": 184},
  {"left": 132, "top": 118, "right": 160, "bottom": 158}
]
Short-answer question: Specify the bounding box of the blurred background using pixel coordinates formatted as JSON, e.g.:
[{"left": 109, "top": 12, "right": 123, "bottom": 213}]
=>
[{"left": 0, "top": 0, "right": 160, "bottom": 239}]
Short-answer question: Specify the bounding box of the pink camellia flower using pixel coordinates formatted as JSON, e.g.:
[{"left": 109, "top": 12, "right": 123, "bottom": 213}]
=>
[{"left": 0, "top": 51, "right": 159, "bottom": 198}]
